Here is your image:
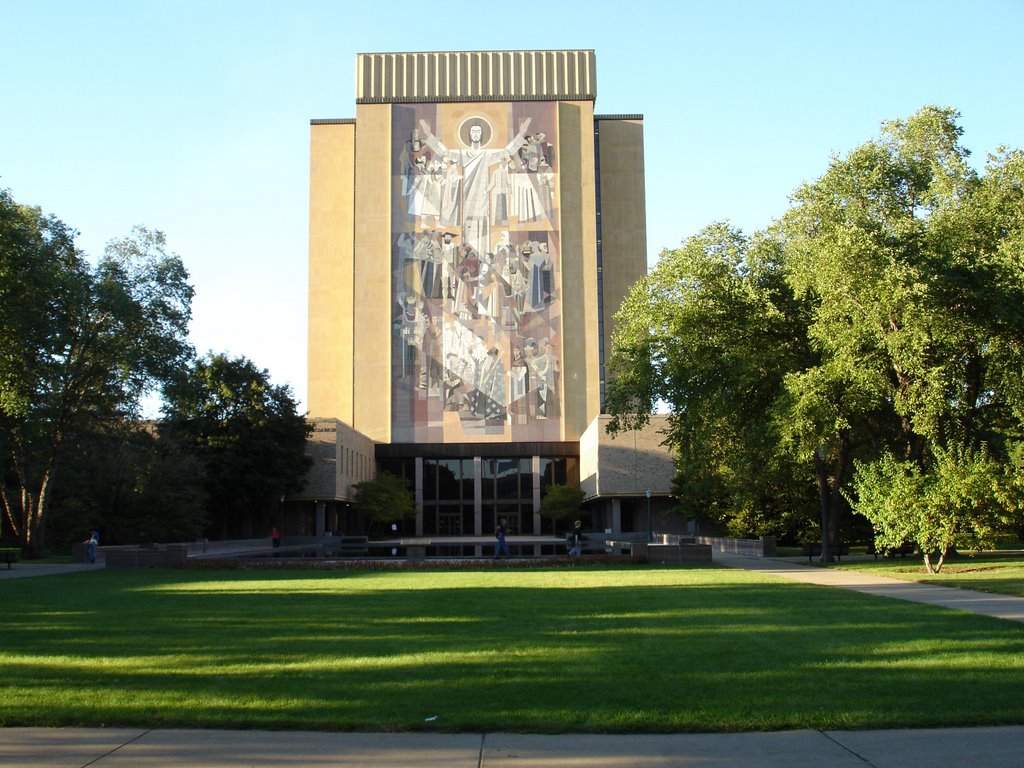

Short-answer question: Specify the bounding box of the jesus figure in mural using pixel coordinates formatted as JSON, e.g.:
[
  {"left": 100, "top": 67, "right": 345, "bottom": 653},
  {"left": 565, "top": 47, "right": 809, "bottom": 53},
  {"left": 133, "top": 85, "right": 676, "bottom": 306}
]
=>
[{"left": 418, "top": 116, "right": 531, "bottom": 257}]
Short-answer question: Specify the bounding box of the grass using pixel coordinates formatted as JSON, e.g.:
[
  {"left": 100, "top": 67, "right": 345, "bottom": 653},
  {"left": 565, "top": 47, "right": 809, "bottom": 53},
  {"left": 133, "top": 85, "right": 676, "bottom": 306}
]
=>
[
  {"left": 828, "top": 553, "right": 1024, "bottom": 598},
  {"left": 2, "top": 564, "right": 1023, "bottom": 733}
]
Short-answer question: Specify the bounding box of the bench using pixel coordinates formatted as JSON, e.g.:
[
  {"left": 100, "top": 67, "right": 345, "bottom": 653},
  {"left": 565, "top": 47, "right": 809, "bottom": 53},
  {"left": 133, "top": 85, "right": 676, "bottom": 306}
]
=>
[
  {"left": 802, "top": 543, "right": 850, "bottom": 562},
  {"left": 1, "top": 547, "right": 20, "bottom": 569}
]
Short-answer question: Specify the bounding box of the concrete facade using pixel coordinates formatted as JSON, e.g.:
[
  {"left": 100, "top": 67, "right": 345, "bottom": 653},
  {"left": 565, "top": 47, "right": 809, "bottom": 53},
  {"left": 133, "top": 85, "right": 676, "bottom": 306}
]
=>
[
  {"left": 579, "top": 414, "right": 674, "bottom": 500},
  {"left": 308, "top": 121, "right": 356, "bottom": 426},
  {"left": 289, "top": 418, "right": 377, "bottom": 536},
  {"left": 579, "top": 414, "right": 681, "bottom": 536}
]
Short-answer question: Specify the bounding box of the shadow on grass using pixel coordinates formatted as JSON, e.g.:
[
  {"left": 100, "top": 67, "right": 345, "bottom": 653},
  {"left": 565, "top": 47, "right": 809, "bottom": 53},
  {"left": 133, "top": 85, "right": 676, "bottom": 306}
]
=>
[{"left": 2, "top": 567, "right": 1023, "bottom": 732}]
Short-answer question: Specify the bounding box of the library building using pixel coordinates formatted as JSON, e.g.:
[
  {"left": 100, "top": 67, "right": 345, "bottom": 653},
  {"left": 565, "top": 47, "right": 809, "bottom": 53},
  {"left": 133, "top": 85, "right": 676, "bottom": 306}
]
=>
[{"left": 292, "top": 49, "right": 675, "bottom": 551}]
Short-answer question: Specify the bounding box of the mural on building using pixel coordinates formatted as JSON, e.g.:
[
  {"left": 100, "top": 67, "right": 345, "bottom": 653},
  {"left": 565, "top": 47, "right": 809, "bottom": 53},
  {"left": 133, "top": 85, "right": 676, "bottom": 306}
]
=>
[{"left": 391, "top": 101, "right": 562, "bottom": 443}]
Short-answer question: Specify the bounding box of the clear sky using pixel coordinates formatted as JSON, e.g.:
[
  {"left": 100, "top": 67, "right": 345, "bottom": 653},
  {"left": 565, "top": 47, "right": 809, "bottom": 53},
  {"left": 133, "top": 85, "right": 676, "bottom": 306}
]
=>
[{"left": 3, "top": 0, "right": 1022, "bottom": 413}]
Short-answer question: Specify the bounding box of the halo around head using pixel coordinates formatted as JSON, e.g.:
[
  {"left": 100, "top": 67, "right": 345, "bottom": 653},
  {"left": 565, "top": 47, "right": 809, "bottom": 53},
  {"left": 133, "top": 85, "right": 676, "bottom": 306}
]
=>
[{"left": 458, "top": 116, "right": 493, "bottom": 148}]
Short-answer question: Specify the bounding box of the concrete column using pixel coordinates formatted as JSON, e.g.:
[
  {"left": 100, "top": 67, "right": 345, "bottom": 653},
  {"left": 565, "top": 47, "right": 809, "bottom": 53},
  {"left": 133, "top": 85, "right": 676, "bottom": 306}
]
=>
[
  {"left": 315, "top": 500, "right": 326, "bottom": 537},
  {"left": 474, "top": 456, "right": 482, "bottom": 535},
  {"left": 611, "top": 498, "right": 622, "bottom": 533},
  {"left": 532, "top": 455, "right": 542, "bottom": 533},
  {"left": 415, "top": 457, "right": 424, "bottom": 536}
]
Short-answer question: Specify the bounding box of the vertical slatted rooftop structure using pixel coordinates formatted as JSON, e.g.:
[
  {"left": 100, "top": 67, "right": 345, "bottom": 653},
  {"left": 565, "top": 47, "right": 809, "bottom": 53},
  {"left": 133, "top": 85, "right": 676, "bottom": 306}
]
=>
[{"left": 355, "top": 50, "right": 597, "bottom": 103}]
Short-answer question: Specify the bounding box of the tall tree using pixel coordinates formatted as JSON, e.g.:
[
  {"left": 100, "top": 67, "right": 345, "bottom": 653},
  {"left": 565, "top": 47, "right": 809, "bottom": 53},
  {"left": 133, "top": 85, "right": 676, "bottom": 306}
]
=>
[
  {"left": 781, "top": 107, "right": 1024, "bottom": 567},
  {"left": 606, "top": 108, "right": 1024, "bottom": 566},
  {"left": 605, "top": 223, "right": 819, "bottom": 538},
  {"left": 162, "top": 353, "right": 312, "bottom": 539},
  {"left": 45, "top": 422, "right": 208, "bottom": 550},
  {"left": 0, "top": 190, "right": 193, "bottom": 555}
]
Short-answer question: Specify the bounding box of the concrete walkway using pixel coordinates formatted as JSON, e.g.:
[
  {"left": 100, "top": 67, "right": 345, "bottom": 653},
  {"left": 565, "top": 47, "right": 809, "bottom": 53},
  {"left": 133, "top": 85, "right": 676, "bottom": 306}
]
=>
[
  {"left": 2, "top": 726, "right": 1023, "bottom": 768},
  {"left": 714, "top": 553, "right": 1024, "bottom": 623}
]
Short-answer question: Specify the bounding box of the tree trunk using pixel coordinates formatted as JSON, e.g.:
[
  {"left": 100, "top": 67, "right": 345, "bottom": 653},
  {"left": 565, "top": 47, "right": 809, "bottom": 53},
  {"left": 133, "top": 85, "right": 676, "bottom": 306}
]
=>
[
  {"left": 12, "top": 468, "right": 54, "bottom": 559},
  {"left": 8, "top": 421, "right": 63, "bottom": 557},
  {"left": 17, "top": 486, "right": 37, "bottom": 554},
  {"left": 814, "top": 451, "right": 834, "bottom": 563},
  {"left": 28, "top": 470, "right": 54, "bottom": 557},
  {"left": 1, "top": 486, "right": 22, "bottom": 543},
  {"left": 814, "top": 432, "right": 851, "bottom": 564}
]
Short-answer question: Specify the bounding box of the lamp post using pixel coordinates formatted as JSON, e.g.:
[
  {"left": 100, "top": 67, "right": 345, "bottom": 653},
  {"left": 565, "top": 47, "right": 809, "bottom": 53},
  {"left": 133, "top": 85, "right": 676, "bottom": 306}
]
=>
[{"left": 646, "top": 489, "right": 652, "bottom": 543}]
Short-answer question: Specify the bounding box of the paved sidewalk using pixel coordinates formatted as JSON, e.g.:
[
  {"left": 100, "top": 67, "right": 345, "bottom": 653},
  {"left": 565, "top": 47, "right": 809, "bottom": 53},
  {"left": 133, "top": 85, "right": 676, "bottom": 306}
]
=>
[
  {"left": 714, "top": 553, "right": 1024, "bottom": 622},
  {"left": 2, "top": 726, "right": 1024, "bottom": 768}
]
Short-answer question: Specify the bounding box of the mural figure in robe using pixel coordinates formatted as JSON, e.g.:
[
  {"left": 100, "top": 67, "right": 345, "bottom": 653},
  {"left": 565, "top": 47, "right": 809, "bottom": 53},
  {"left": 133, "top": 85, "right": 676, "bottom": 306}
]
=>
[{"left": 418, "top": 116, "right": 532, "bottom": 258}]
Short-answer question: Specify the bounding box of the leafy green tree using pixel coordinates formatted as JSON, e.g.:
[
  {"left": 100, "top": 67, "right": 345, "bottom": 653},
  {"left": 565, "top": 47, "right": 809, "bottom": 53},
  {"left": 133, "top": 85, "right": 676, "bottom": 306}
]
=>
[
  {"left": 850, "top": 444, "right": 1023, "bottom": 573},
  {"left": 539, "top": 483, "right": 585, "bottom": 522},
  {"left": 781, "top": 106, "right": 1024, "bottom": 566},
  {"left": 161, "top": 353, "right": 311, "bottom": 539},
  {"left": 352, "top": 470, "right": 416, "bottom": 528},
  {"left": 605, "top": 223, "right": 818, "bottom": 539},
  {"left": 46, "top": 423, "right": 208, "bottom": 549},
  {"left": 606, "top": 107, "right": 1024, "bottom": 565},
  {"left": 774, "top": 356, "right": 895, "bottom": 559},
  {"left": 0, "top": 190, "right": 193, "bottom": 555}
]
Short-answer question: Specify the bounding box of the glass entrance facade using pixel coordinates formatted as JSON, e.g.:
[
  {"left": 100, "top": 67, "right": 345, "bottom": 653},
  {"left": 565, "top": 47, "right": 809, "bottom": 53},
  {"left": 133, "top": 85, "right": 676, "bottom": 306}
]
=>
[
  {"left": 482, "top": 457, "right": 531, "bottom": 535},
  {"left": 380, "top": 452, "right": 577, "bottom": 536},
  {"left": 422, "top": 458, "right": 473, "bottom": 537}
]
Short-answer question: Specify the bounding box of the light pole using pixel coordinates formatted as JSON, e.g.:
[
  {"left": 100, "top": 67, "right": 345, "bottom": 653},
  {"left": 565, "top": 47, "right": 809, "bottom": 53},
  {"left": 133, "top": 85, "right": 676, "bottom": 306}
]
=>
[{"left": 646, "top": 489, "right": 652, "bottom": 542}]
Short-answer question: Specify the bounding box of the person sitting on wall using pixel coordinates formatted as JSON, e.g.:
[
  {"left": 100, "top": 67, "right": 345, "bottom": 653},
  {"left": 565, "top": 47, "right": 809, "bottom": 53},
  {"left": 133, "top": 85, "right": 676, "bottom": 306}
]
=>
[{"left": 85, "top": 530, "right": 100, "bottom": 564}]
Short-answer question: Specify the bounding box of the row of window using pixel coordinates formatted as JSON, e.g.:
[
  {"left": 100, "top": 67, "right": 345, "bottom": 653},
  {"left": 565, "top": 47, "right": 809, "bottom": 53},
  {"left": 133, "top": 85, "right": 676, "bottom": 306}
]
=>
[
  {"left": 379, "top": 456, "right": 577, "bottom": 503},
  {"left": 423, "top": 503, "right": 532, "bottom": 536},
  {"left": 343, "top": 446, "right": 372, "bottom": 483}
]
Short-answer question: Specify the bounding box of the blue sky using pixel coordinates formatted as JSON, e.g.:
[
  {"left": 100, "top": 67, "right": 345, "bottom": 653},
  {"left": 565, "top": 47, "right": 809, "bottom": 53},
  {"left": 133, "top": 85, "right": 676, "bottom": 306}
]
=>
[{"left": 3, "top": 0, "right": 1022, "bottom": 412}]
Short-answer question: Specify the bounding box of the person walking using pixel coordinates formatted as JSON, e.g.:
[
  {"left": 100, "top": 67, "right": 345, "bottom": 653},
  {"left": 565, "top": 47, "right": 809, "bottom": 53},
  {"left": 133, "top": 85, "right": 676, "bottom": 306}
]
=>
[
  {"left": 494, "top": 517, "right": 511, "bottom": 558},
  {"left": 271, "top": 527, "right": 281, "bottom": 549},
  {"left": 569, "top": 520, "right": 583, "bottom": 556}
]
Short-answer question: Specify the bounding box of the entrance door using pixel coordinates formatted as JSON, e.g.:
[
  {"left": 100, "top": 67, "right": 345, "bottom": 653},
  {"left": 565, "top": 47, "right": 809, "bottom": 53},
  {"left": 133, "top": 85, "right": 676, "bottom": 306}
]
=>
[{"left": 438, "top": 510, "right": 462, "bottom": 536}]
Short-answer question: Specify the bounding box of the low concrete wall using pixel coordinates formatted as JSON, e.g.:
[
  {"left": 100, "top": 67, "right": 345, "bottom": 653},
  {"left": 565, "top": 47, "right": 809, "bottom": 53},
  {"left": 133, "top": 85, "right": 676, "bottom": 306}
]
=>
[
  {"left": 105, "top": 545, "right": 189, "bottom": 569},
  {"left": 635, "top": 542, "right": 713, "bottom": 564},
  {"left": 71, "top": 543, "right": 91, "bottom": 563},
  {"left": 694, "top": 535, "right": 776, "bottom": 558},
  {"left": 680, "top": 544, "right": 713, "bottom": 562}
]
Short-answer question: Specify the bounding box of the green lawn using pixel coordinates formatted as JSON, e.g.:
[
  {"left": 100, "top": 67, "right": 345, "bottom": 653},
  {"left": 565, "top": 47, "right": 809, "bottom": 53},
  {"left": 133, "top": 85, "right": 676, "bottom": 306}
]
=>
[
  {"left": 2, "top": 564, "right": 1023, "bottom": 733},
  {"left": 828, "top": 553, "right": 1024, "bottom": 598}
]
